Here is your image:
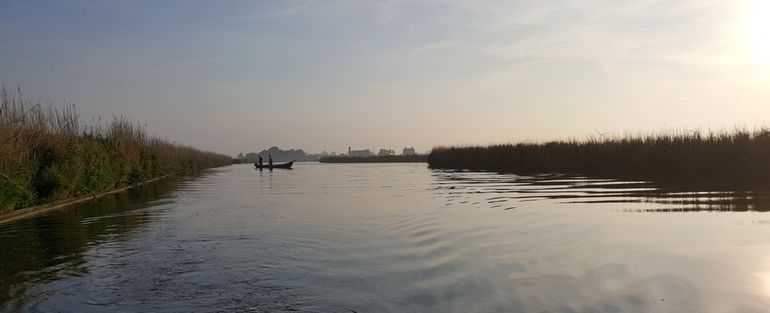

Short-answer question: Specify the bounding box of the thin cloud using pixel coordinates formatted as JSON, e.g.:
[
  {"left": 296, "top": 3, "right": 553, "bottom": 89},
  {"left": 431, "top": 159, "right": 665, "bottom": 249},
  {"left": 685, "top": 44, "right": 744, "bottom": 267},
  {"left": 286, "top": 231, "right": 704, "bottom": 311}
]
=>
[{"left": 239, "top": 0, "right": 319, "bottom": 22}]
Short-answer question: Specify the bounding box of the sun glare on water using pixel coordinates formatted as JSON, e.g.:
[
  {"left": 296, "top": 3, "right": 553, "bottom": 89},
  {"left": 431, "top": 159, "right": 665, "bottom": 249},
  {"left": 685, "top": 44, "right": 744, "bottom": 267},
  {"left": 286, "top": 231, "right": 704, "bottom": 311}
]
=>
[{"left": 741, "top": 0, "right": 770, "bottom": 65}]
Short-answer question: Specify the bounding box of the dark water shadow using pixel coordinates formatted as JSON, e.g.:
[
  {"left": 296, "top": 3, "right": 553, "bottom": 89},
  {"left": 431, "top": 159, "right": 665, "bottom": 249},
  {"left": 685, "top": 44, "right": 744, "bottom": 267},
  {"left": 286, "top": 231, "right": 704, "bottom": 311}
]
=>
[
  {"left": 430, "top": 170, "right": 770, "bottom": 212},
  {"left": 0, "top": 177, "right": 184, "bottom": 310}
]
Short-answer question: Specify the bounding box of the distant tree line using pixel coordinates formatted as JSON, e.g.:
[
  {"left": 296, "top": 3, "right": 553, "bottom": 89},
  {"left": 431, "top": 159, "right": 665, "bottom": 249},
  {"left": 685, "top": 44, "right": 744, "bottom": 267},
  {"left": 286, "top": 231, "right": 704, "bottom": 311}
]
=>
[
  {"left": 234, "top": 147, "right": 341, "bottom": 163},
  {"left": 237, "top": 147, "right": 307, "bottom": 162}
]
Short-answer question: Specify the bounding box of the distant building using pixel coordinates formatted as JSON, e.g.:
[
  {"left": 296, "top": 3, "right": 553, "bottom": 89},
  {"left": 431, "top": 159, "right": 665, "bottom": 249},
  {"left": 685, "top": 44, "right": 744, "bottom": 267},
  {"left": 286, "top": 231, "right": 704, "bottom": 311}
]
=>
[
  {"left": 403, "top": 147, "right": 416, "bottom": 155},
  {"left": 348, "top": 147, "right": 373, "bottom": 157},
  {"left": 377, "top": 148, "right": 395, "bottom": 156}
]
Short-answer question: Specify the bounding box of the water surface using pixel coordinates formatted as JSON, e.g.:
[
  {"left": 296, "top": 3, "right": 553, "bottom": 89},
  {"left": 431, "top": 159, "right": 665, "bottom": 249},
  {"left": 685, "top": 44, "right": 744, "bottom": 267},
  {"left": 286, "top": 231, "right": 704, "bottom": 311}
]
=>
[{"left": 2, "top": 163, "right": 770, "bottom": 312}]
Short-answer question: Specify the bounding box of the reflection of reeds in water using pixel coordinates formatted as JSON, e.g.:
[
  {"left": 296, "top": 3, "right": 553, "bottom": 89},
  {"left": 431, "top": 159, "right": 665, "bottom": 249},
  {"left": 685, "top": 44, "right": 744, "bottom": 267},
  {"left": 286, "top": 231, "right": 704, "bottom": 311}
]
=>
[
  {"left": 429, "top": 129, "right": 770, "bottom": 183},
  {"left": 432, "top": 171, "right": 770, "bottom": 212},
  {"left": 565, "top": 183, "right": 770, "bottom": 212},
  {"left": 0, "top": 178, "right": 180, "bottom": 308},
  {"left": 620, "top": 189, "right": 770, "bottom": 212},
  {"left": 0, "top": 87, "right": 232, "bottom": 212}
]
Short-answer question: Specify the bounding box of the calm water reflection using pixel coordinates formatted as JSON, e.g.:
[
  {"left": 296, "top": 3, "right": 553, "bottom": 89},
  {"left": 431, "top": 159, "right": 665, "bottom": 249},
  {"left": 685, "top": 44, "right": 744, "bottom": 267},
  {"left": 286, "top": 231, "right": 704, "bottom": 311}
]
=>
[{"left": 2, "top": 163, "right": 770, "bottom": 312}]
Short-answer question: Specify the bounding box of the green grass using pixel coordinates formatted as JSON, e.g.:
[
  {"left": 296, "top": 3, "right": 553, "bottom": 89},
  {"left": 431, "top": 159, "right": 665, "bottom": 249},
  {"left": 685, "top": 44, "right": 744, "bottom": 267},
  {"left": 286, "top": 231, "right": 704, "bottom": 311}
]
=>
[
  {"left": 0, "top": 87, "right": 232, "bottom": 212},
  {"left": 428, "top": 129, "right": 770, "bottom": 183}
]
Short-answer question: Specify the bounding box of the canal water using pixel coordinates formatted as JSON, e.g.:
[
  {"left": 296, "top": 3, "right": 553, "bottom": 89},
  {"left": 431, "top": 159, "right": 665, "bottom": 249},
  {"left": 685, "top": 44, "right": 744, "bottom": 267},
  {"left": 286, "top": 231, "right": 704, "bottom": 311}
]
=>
[{"left": 2, "top": 163, "right": 770, "bottom": 312}]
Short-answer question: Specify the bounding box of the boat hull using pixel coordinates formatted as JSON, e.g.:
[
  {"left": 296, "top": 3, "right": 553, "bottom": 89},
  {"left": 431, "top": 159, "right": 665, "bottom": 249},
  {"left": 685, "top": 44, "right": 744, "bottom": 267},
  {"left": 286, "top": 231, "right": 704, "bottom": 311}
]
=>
[{"left": 254, "top": 161, "right": 294, "bottom": 169}]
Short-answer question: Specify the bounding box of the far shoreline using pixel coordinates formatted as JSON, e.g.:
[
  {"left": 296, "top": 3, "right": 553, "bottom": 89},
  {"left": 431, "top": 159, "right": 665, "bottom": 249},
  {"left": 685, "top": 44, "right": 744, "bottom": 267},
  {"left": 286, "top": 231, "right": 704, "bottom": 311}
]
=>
[{"left": 319, "top": 155, "right": 428, "bottom": 163}]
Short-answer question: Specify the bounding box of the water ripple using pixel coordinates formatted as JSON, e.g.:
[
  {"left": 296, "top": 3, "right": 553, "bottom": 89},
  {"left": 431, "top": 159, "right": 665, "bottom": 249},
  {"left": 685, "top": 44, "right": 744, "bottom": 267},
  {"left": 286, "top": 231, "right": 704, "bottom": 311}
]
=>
[{"left": 3, "top": 163, "right": 770, "bottom": 312}]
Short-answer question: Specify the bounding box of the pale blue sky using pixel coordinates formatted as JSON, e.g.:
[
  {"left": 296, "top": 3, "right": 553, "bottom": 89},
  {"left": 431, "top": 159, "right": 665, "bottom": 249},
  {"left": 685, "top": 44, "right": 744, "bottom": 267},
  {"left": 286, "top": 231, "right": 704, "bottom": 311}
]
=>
[{"left": 2, "top": 0, "right": 769, "bottom": 155}]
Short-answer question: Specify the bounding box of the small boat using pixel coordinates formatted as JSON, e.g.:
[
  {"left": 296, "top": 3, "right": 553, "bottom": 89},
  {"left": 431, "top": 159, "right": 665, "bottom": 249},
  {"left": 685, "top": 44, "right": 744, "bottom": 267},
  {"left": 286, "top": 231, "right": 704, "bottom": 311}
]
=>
[{"left": 254, "top": 160, "right": 295, "bottom": 169}]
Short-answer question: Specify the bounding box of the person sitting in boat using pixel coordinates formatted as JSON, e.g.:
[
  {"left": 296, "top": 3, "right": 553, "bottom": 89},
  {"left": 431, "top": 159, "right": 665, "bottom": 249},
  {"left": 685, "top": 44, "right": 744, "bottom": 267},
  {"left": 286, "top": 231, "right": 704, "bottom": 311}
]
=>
[{"left": 268, "top": 155, "right": 273, "bottom": 168}]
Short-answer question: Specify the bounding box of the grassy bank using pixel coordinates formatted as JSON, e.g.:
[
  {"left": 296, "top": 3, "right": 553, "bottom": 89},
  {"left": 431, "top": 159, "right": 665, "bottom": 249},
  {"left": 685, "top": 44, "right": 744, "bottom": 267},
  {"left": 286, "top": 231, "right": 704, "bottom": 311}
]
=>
[
  {"left": 0, "top": 88, "right": 232, "bottom": 213},
  {"left": 319, "top": 155, "right": 428, "bottom": 163},
  {"left": 429, "top": 130, "right": 770, "bottom": 182}
]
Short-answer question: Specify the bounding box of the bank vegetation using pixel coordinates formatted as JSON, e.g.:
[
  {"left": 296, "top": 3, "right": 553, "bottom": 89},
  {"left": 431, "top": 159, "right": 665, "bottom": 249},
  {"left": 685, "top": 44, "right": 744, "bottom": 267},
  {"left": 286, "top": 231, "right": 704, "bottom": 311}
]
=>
[
  {"left": 429, "top": 129, "right": 770, "bottom": 183},
  {"left": 0, "top": 87, "right": 231, "bottom": 213}
]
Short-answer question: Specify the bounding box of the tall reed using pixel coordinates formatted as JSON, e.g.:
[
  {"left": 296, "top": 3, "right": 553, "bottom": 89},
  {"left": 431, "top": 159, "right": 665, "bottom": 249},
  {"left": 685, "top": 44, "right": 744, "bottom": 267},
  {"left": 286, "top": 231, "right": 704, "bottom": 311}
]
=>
[
  {"left": 0, "top": 87, "right": 232, "bottom": 212},
  {"left": 429, "top": 129, "right": 770, "bottom": 183}
]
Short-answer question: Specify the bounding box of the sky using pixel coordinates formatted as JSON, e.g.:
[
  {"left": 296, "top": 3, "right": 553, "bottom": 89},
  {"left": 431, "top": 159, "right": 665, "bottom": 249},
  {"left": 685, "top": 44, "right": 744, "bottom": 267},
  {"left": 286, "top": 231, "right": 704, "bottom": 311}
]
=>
[{"left": 1, "top": 0, "right": 769, "bottom": 156}]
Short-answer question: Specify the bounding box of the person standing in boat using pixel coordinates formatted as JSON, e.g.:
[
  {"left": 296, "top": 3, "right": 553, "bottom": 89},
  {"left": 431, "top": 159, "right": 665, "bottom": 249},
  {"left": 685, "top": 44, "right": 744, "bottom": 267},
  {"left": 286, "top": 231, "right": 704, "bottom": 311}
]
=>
[
  {"left": 258, "top": 155, "right": 263, "bottom": 168},
  {"left": 268, "top": 154, "right": 273, "bottom": 169}
]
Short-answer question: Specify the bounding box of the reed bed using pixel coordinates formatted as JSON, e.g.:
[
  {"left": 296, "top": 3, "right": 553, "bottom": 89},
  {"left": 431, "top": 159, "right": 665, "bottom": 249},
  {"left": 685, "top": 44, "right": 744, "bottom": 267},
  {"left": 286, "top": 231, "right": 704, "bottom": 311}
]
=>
[
  {"left": 0, "top": 87, "right": 232, "bottom": 212},
  {"left": 429, "top": 129, "right": 770, "bottom": 183}
]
